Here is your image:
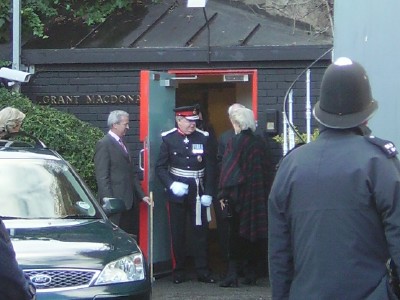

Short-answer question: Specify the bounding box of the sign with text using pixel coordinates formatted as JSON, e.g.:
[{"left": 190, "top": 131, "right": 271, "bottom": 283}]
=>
[{"left": 35, "top": 94, "right": 140, "bottom": 106}]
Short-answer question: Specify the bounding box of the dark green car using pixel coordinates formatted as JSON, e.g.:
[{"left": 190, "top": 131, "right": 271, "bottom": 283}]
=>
[{"left": 0, "top": 137, "right": 151, "bottom": 299}]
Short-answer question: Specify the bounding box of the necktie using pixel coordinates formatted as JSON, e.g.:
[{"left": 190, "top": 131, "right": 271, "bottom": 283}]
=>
[{"left": 118, "top": 139, "right": 128, "bottom": 153}]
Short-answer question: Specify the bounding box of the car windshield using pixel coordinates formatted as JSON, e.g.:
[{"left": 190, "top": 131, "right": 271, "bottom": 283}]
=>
[{"left": 0, "top": 158, "right": 98, "bottom": 219}]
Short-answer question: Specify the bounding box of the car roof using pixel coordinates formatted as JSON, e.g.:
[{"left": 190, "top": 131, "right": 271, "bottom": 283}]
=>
[
  {"left": 0, "top": 149, "right": 62, "bottom": 160},
  {"left": 0, "top": 134, "right": 62, "bottom": 160}
]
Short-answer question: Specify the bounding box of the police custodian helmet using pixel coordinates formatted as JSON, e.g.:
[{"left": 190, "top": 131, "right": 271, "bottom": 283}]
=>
[{"left": 313, "top": 57, "right": 378, "bottom": 129}]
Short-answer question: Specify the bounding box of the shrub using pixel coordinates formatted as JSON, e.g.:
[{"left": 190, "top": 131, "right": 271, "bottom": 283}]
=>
[
  {"left": 0, "top": 88, "right": 103, "bottom": 192},
  {"left": 273, "top": 127, "right": 319, "bottom": 145}
]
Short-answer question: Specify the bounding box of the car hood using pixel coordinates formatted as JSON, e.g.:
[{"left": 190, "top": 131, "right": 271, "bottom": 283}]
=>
[{"left": 3, "top": 219, "right": 141, "bottom": 270}]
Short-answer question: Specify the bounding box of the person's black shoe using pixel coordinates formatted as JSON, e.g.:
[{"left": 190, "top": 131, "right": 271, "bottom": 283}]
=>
[
  {"left": 242, "top": 268, "right": 257, "bottom": 285},
  {"left": 173, "top": 278, "right": 184, "bottom": 284},
  {"left": 197, "top": 273, "right": 217, "bottom": 283},
  {"left": 241, "top": 276, "right": 257, "bottom": 286},
  {"left": 172, "top": 273, "right": 186, "bottom": 284},
  {"left": 219, "top": 275, "right": 238, "bottom": 288}
]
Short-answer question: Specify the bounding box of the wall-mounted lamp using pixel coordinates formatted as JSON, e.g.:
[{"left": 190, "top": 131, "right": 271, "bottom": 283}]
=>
[
  {"left": 187, "top": 0, "right": 207, "bottom": 7},
  {"left": 171, "top": 76, "right": 198, "bottom": 80},
  {"left": 223, "top": 74, "right": 249, "bottom": 82}
]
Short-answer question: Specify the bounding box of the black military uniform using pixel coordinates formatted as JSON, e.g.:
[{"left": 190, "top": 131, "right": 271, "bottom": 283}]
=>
[{"left": 155, "top": 105, "right": 216, "bottom": 284}]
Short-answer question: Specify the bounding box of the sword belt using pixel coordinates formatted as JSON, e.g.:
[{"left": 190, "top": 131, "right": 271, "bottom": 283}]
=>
[{"left": 169, "top": 167, "right": 205, "bottom": 178}]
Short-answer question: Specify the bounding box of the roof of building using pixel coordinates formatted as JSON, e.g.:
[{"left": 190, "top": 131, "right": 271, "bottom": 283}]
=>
[{"left": 0, "top": 0, "right": 331, "bottom": 61}]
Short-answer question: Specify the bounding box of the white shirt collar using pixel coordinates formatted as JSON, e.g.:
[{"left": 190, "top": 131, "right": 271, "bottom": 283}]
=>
[{"left": 108, "top": 130, "right": 121, "bottom": 142}]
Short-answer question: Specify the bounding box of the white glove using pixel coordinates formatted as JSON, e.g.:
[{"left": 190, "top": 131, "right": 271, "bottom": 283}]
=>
[
  {"left": 170, "top": 181, "right": 189, "bottom": 196},
  {"left": 201, "top": 195, "right": 212, "bottom": 207}
]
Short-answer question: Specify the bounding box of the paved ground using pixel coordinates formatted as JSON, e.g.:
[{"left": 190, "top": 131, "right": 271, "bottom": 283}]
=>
[
  {"left": 152, "top": 273, "right": 272, "bottom": 300},
  {"left": 151, "top": 230, "right": 271, "bottom": 299}
]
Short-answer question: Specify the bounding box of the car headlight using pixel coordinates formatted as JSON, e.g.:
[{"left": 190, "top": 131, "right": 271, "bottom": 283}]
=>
[{"left": 95, "top": 253, "right": 145, "bottom": 284}]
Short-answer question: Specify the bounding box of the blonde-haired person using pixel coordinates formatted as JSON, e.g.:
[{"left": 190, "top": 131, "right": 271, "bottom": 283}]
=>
[
  {"left": 229, "top": 106, "right": 256, "bottom": 134},
  {"left": 217, "top": 103, "right": 245, "bottom": 162},
  {"left": 0, "top": 107, "right": 25, "bottom": 138},
  {"left": 218, "top": 107, "right": 271, "bottom": 287}
]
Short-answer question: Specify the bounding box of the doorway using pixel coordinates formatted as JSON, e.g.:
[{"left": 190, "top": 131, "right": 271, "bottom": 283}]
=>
[
  {"left": 171, "top": 69, "right": 257, "bottom": 138},
  {"left": 139, "top": 69, "right": 258, "bottom": 276},
  {"left": 172, "top": 69, "right": 256, "bottom": 227},
  {"left": 171, "top": 69, "right": 257, "bottom": 275}
]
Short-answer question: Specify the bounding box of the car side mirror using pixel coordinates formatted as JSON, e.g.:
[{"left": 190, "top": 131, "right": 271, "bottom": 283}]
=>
[{"left": 102, "top": 197, "right": 125, "bottom": 216}]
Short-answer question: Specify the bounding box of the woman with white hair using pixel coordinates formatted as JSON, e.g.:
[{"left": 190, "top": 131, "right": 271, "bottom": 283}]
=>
[
  {"left": 0, "top": 107, "right": 26, "bottom": 138},
  {"left": 218, "top": 107, "right": 271, "bottom": 287}
]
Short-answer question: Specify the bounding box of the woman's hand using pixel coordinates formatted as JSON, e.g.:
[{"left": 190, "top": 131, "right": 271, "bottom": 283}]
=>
[{"left": 220, "top": 199, "right": 226, "bottom": 210}]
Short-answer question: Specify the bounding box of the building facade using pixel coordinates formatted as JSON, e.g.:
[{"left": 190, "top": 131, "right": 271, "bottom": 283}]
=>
[
  {"left": 21, "top": 45, "right": 332, "bottom": 169},
  {"left": 7, "top": 0, "right": 333, "bottom": 272}
]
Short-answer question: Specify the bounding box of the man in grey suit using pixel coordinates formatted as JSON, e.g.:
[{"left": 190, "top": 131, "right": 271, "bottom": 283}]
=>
[{"left": 94, "top": 110, "right": 150, "bottom": 236}]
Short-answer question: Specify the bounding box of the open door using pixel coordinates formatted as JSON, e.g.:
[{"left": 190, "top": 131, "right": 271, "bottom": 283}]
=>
[{"left": 139, "top": 71, "right": 176, "bottom": 276}]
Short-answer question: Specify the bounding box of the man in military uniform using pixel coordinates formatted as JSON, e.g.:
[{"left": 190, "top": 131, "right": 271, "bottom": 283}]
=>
[
  {"left": 268, "top": 57, "right": 400, "bottom": 299},
  {"left": 156, "top": 105, "right": 216, "bottom": 284}
]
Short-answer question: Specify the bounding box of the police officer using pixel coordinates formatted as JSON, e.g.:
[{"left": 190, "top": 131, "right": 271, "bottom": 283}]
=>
[
  {"left": 156, "top": 104, "right": 216, "bottom": 284},
  {"left": 0, "top": 218, "right": 36, "bottom": 299},
  {"left": 268, "top": 57, "right": 400, "bottom": 299}
]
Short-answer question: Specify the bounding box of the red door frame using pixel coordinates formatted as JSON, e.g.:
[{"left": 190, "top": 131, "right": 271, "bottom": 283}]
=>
[{"left": 139, "top": 70, "right": 150, "bottom": 258}]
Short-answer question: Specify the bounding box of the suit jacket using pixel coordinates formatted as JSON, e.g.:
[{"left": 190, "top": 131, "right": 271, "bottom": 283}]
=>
[{"left": 94, "top": 134, "right": 145, "bottom": 210}]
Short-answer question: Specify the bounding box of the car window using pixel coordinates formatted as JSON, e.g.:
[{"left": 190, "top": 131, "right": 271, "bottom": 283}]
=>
[{"left": 0, "top": 158, "right": 98, "bottom": 218}]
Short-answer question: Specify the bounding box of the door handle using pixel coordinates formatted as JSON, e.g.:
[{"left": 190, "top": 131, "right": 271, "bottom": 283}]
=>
[{"left": 139, "top": 149, "right": 144, "bottom": 171}]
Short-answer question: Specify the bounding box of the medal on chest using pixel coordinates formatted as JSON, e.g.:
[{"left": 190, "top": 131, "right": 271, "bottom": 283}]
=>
[
  {"left": 192, "top": 144, "right": 204, "bottom": 154},
  {"left": 183, "top": 136, "right": 189, "bottom": 144}
]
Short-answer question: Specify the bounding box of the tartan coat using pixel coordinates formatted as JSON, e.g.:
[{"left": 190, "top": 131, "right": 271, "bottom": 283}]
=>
[{"left": 218, "top": 129, "right": 271, "bottom": 242}]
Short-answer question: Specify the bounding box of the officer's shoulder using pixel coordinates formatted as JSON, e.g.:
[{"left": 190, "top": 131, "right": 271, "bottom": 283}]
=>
[
  {"left": 195, "top": 128, "right": 209, "bottom": 136},
  {"left": 275, "top": 143, "right": 305, "bottom": 170},
  {"left": 364, "top": 135, "right": 398, "bottom": 158},
  {"left": 161, "top": 128, "right": 177, "bottom": 137}
]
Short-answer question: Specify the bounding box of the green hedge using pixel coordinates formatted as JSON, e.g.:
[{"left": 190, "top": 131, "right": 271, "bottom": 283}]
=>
[{"left": 0, "top": 88, "right": 104, "bottom": 193}]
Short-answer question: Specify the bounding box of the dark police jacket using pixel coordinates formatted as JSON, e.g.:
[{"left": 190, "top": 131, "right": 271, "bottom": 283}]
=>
[
  {"left": 0, "top": 219, "right": 35, "bottom": 300},
  {"left": 156, "top": 128, "right": 216, "bottom": 203},
  {"left": 268, "top": 128, "right": 400, "bottom": 300}
]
